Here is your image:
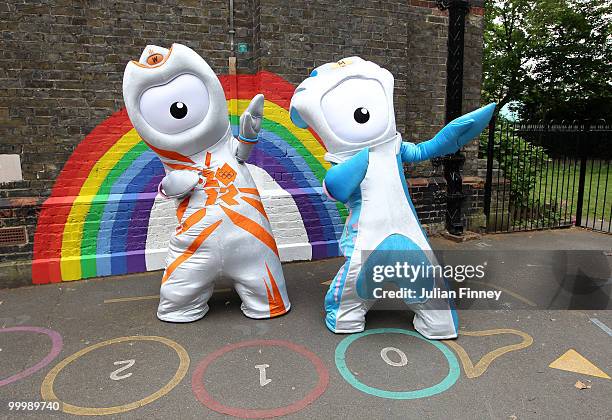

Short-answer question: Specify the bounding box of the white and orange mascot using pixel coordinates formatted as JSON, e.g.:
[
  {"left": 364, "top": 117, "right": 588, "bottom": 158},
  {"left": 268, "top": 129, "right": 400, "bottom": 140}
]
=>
[{"left": 123, "top": 44, "right": 290, "bottom": 322}]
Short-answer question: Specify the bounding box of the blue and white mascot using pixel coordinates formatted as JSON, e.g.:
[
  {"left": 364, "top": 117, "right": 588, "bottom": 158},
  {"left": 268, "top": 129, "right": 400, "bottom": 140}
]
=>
[{"left": 289, "top": 57, "right": 495, "bottom": 337}]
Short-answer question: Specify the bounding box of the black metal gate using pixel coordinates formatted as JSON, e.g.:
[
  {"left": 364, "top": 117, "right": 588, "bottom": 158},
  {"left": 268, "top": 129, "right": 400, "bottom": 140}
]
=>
[{"left": 483, "top": 118, "right": 611, "bottom": 234}]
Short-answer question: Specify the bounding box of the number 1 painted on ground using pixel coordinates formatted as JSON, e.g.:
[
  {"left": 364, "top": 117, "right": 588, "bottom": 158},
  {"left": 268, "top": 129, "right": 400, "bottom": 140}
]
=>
[{"left": 255, "top": 364, "right": 271, "bottom": 386}]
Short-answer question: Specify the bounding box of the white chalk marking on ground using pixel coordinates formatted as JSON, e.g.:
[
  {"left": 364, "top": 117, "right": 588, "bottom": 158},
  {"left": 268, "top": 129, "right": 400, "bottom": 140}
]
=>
[
  {"left": 103, "top": 295, "right": 160, "bottom": 304},
  {"left": 103, "top": 288, "right": 233, "bottom": 304},
  {"left": 110, "top": 359, "right": 135, "bottom": 381},
  {"left": 380, "top": 347, "right": 408, "bottom": 367},
  {"left": 255, "top": 364, "right": 272, "bottom": 386},
  {"left": 589, "top": 318, "right": 612, "bottom": 337}
]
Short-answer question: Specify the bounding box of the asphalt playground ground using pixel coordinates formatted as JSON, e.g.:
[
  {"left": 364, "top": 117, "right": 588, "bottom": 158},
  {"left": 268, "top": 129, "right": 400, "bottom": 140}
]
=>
[{"left": 0, "top": 228, "right": 611, "bottom": 419}]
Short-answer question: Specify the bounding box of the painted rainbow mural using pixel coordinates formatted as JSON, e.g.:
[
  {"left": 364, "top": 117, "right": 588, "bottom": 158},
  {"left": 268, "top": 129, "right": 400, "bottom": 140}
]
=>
[{"left": 32, "top": 72, "right": 346, "bottom": 284}]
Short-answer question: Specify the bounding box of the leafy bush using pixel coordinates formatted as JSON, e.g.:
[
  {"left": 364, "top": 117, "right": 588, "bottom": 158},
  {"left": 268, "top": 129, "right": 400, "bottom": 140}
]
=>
[{"left": 480, "top": 121, "right": 561, "bottom": 226}]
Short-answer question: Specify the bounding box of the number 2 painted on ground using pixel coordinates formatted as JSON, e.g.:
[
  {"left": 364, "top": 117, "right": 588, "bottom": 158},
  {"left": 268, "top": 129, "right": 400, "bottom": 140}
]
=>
[{"left": 110, "top": 359, "right": 135, "bottom": 381}]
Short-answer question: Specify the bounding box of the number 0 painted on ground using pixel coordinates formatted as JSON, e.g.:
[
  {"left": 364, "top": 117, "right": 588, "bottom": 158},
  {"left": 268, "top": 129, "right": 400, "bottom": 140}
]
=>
[
  {"left": 335, "top": 328, "right": 460, "bottom": 400},
  {"left": 380, "top": 347, "right": 408, "bottom": 367}
]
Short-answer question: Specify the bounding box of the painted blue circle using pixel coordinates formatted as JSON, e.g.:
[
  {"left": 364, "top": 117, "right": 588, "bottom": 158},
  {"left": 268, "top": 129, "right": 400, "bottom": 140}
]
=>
[{"left": 335, "top": 328, "right": 460, "bottom": 399}]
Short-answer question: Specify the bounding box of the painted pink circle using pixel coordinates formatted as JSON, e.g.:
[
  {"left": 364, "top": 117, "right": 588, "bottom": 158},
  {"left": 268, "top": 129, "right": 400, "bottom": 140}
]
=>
[
  {"left": 191, "top": 339, "right": 329, "bottom": 419},
  {"left": 0, "top": 326, "right": 63, "bottom": 387}
]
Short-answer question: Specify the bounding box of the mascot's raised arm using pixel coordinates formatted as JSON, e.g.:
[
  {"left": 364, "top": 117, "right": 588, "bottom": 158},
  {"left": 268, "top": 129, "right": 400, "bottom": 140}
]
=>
[
  {"left": 123, "top": 43, "right": 290, "bottom": 323},
  {"left": 290, "top": 57, "right": 494, "bottom": 337}
]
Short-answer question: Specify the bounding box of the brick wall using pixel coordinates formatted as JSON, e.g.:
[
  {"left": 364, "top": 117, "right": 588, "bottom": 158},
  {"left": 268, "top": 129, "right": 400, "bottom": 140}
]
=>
[
  {"left": 1, "top": 0, "right": 235, "bottom": 266},
  {"left": 0, "top": 0, "right": 486, "bottom": 286}
]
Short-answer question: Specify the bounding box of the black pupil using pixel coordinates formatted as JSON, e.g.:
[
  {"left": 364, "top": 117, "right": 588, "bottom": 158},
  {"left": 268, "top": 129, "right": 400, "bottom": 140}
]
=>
[
  {"left": 354, "top": 107, "right": 370, "bottom": 124},
  {"left": 170, "top": 102, "right": 188, "bottom": 119}
]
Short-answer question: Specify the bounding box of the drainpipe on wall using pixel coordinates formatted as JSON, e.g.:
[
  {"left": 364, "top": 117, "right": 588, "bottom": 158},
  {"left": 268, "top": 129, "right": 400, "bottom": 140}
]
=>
[
  {"left": 229, "top": 0, "right": 236, "bottom": 62},
  {"left": 228, "top": 0, "right": 238, "bottom": 117},
  {"left": 435, "top": 0, "right": 470, "bottom": 236}
]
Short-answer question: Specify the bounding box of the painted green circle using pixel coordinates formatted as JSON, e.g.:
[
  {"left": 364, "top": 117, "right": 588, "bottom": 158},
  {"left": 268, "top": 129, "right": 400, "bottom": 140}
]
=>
[{"left": 335, "top": 328, "right": 460, "bottom": 399}]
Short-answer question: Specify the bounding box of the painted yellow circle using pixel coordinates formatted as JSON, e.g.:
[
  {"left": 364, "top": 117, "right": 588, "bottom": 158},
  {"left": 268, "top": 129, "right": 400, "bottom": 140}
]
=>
[{"left": 41, "top": 336, "right": 190, "bottom": 416}]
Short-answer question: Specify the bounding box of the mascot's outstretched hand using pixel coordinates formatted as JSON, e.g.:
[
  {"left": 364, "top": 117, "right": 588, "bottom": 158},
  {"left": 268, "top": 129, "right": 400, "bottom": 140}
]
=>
[
  {"left": 236, "top": 94, "right": 264, "bottom": 163},
  {"left": 400, "top": 103, "right": 496, "bottom": 163}
]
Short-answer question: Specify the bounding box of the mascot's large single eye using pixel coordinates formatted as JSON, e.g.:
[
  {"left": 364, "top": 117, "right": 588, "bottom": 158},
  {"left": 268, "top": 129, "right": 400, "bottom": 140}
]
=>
[
  {"left": 321, "top": 78, "right": 388, "bottom": 143},
  {"left": 139, "top": 74, "right": 209, "bottom": 134},
  {"left": 170, "top": 102, "right": 188, "bottom": 119},
  {"left": 354, "top": 107, "right": 370, "bottom": 124}
]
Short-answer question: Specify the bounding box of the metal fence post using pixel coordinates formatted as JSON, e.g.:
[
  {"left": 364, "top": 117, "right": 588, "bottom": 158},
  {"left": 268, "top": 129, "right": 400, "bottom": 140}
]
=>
[
  {"left": 483, "top": 115, "right": 496, "bottom": 224},
  {"left": 575, "top": 123, "right": 589, "bottom": 227}
]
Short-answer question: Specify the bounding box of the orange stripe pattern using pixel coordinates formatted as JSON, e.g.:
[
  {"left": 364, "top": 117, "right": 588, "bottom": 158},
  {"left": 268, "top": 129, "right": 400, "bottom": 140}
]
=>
[
  {"left": 264, "top": 262, "right": 287, "bottom": 317},
  {"left": 205, "top": 188, "right": 218, "bottom": 206},
  {"left": 144, "top": 141, "right": 195, "bottom": 164},
  {"left": 220, "top": 185, "right": 239, "bottom": 206},
  {"left": 176, "top": 196, "right": 190, "bottom": 222},
  {"left": 162, "top": 219, "right": 222, "bottom": 284},
  {"left": 176, "top": 208, "right": 207, "bottom": 235},
  {"left": 241, "top": 195, "right": 268, "bottom": 219},
  {"left": 202, "top": 169, "right": 220, "bottom": 187},
  {"left": 220, "top": 205, "right": 279, "bottom": 257},
  {"left": 238, "top": 188, "right": 260, "bottom": 196}
]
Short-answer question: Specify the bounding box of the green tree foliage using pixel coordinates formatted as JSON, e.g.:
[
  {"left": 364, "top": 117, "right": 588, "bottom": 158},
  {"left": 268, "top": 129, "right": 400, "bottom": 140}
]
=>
[{"left": 483, "top": 0, "right": 611, "bottom": 121}]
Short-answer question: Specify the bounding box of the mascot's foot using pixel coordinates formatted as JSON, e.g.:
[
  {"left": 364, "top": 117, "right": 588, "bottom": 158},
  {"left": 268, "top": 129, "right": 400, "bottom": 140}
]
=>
[
  {"left": 240, "top": 303, "right": 291, "bottom": 320},
  {"left": 413, "top": 326, "right": 458, "bottom": 340},
  {"left": 157, "top": 305, "right": 209, "bottom": 323},
  {"left": 413, "top": 314, "right": 458, "bottom": 340},
  {"left": 325, "top": 316, "right": 365, "bottom": 334}
]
